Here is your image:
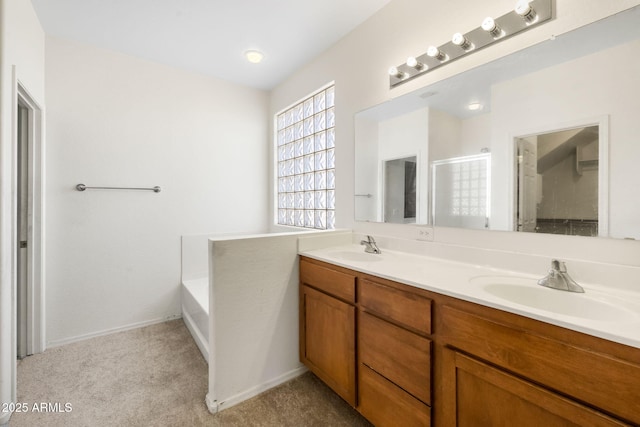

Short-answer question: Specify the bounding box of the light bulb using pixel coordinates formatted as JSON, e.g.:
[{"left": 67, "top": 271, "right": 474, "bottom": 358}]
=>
[
  {"left": 427, "top": 46, "right": 447, "bottom": 62},
  {"left": 481, "top": 17, "right": 502, "bottom": 38},
  {"left": 452, "top": 32, "right": 473, "bottom": 50},
  {"left": 515, "top": 1, "right": 537, "bottom": 23},
  {"left": 468, "top": 102, "right": 482, "bottom": 111},
  {"left": 406, "top": 57, "right": 426, "bottom": 71},
  {"left": 388, "top": 66, "right": 404, "bottom": 78}
]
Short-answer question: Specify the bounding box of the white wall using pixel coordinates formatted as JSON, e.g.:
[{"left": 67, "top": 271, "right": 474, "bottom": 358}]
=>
[
  {"left": 0, "top": 0, "right": 45, "bottom": 423},
  {"left": 538, "top": 152, "right": 598, "bottom": 220},
  {"left": 207, "top": 233, "right": 303, "bottom": 412},
  {"left": 205, "top": 230, "right": 352, "bottom": 412},
  {"left": 428, "top": 108, "right": 461, "bottom": 161},
  {"left": 270, "top": 0, "right": 640, "bottom": 266},
  {"left": 354, "top": 117, "right": 379, "bottom": 221},
  {"left": 44, "top": 37, "right": 270, "bottom": 345},
  {"left": 460, "top": 113, "right": 492, "bottom": 155}
]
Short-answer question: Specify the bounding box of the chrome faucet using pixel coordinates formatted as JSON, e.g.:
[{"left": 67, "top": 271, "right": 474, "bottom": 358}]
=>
[
  {"left": 360, "top": 235, "right": 381, "bottom": 254},
  {"left": 537, "top": 259, "right": 584, "bottom": 293}
]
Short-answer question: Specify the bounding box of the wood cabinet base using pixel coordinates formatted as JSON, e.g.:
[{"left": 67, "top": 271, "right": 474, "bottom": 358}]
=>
[
  {"left": 299, "top": 257, "right": 639, "bottom": 427},
  {"left": 359, "top": 364, "right": 431, "bottom": 427},
  {"left": 442, "top": 349, "right": 627, "bottom": 427}
]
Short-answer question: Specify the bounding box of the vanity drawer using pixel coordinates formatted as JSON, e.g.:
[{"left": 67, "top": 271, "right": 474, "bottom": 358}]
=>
[
  {"left": 360, "top": 311, "right": 431, "bottom": 404},
  {"left": 300, "top": 259, "right": 356, "bottom": 303},
  {"left": 359, "top": 364, "right": 431, "bottom": 427},
  {"left": 440, "top": 305, "right": 640, "bottom": 425},
  {"left": 359, "top": 278, "right": 432, "bottom": 334}
]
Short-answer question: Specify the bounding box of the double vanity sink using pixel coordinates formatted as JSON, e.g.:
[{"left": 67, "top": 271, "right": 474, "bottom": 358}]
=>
[
  {"left": 315, "top": 245, "right": 640, "bottom": 348},
  {"left": 299, "top": 243, "right": 640, "bottom": 426}
]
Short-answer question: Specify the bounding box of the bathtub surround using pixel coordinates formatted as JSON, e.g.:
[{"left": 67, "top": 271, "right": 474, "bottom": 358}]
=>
[
  {"left": 204, "top": 230, "right": 351, "bottom": 412},
  {"left": 180, "top": 230, "right": 351, "bottom": 384},
  {"left": 182, "top": 277, "right": 209, "bottom": 360},
  {"left": 180, "top": 230, "right": 318, "bottom": 362}
]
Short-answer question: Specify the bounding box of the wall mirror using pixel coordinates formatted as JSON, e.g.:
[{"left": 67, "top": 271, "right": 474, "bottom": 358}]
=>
[{"left": 354, "top": 6, "right": 640, "bottom": 240}]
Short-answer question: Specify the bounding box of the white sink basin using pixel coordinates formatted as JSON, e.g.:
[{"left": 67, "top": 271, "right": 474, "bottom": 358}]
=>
[
  {"left": 327, "top": 250, "right": 383, "bottom": 263},
  {"left": 470, "top": 276, "right": 639, "bottom": 323}
]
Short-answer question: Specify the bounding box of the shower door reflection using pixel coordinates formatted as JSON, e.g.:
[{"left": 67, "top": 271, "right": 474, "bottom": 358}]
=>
[{"left": 432, "top": 153, "right": 491, "bottom": 229}]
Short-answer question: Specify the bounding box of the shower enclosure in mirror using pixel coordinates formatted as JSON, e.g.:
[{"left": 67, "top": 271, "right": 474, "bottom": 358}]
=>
[
  {"left": 432, "top": 153, "right": 490, "bottom": 230},
  {"left": 354, "top": 5, "right": 639, "bottom": 240}
]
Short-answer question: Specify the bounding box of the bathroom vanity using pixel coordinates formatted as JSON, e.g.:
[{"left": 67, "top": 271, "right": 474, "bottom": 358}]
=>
[{"left": 299, "top": 249, "right": 640, "bottom": 426}]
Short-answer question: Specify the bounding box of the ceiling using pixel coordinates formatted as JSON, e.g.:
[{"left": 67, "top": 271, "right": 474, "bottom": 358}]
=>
[{"left": 30, "top": 0, "right": 391, "bottom": 90}]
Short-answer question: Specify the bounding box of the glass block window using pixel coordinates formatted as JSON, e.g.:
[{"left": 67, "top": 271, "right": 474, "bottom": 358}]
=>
[
  {"left": 276, "top": 85, "right": 335, "bottom": 229},
  {"left": 432, "top": 153, "right": 491, "bottom": 230}
]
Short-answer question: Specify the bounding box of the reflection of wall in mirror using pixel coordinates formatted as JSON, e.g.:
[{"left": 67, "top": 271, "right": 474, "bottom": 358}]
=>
[
  {"left": 537, "top": 134, "right": 598, "bottom": 221},
  {"left": 378, "top": 108, "right": 428, "bottom": 223},
  {"left": 429, "top": 109, "right": 491, "bottom": 161},
  {"left": 491, "top": 39, "right": 640, "bottom": 239},
  {"left": 354, "top": 117, "right": 379, "bottom": 221}
]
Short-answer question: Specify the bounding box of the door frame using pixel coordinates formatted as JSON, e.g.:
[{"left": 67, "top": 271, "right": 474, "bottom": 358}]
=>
[
  {"left": 11, "top": 71, "right": 46, "bottom": 366},
  {"left": 15, "top": 79, "right": 45, "bottom": 357}
]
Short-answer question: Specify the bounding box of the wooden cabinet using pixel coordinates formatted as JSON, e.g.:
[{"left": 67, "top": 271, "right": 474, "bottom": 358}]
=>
[
  {"left": 300, "top": 258, "right": 432, "bottom": 426},
  {"left": 299, "top": 259, "right": 357, "bottom": 405},
  {"left": 359, "top": 278, "right": 432, "bottom": 334},
  {"left": 439, "top": 305, "right": 640, "bottom": 426},
  {"left": 358, "top": 277, "right": 432, "bottom": 425},
  {"left": 299, "top": 256, "right": 640, "bottom": 427},
  {"left": 442, "top": 350, "right": 625, "bottom": 427},
  {"left": 359, "top": 312, "right": 431, "bottom": 404},
  {"left": 359, "top": 364, "right": 431, "bottom": 427}
]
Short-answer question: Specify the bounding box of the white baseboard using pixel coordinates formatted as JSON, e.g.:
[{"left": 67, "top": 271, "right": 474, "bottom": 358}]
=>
[
  {"left": 181, "top": 304, "right": 209, "bottom": 362},
  {"left": 46, "top": 315, "right": 182, "bottom": 348},
  {"left": 205, "top": 393, "right": 218, "bottom": 414},
  {"left": 212, "top": 366, "right": 308, "bottom": 413}
]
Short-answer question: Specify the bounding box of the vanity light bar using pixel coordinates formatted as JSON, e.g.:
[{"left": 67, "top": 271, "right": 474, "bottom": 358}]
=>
[{"left": 389, "top": 0, "right": 553, "bottom": 88}]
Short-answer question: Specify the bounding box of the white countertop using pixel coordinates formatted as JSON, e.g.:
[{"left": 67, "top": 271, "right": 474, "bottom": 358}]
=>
[{"left": 300, "top": 244, "right": 640, "bottom": 349}]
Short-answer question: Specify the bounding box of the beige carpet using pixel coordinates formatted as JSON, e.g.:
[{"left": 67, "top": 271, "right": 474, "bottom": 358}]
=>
[{"left": 11, "top": 319, "right": 371, "bottom": 426}]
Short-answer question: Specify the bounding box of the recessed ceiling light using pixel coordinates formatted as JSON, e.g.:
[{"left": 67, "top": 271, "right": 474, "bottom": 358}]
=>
[
  {"left": 244, "top": 50, "right": 264, "bottom": 64},
  {"left": 468, "top": 102, "right": 482, "bottom": 111}
]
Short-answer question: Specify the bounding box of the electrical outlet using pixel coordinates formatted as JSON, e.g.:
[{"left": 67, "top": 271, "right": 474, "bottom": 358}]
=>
[{"left": 416, "top": 226, "right": 434, "bottom": 242}]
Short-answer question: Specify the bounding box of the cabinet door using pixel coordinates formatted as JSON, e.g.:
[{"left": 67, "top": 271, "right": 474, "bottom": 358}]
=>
[
  {"left": 301, "top": 285, "right": 356, "bottom": 406},
  {"left": 441, "top": 349, "right": 627, "bottom": 427}
]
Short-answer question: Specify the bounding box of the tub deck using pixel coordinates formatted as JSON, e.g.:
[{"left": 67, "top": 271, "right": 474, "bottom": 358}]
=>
[{"left": 181, "top": 277, "right": 209, "bottom": 361}]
